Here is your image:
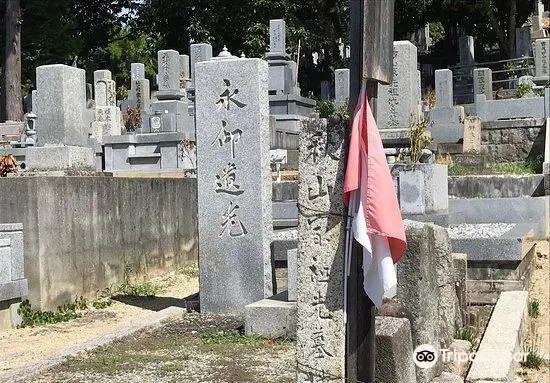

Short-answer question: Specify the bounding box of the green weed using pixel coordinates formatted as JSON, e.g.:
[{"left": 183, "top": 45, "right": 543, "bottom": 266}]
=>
[
  {"left": 528, "top": 299, "right": 540, "bottom": 319},
  {"left": 455, "top": 326, "right": 477, "bottom": 346},
  {"left": 17, "top": 297, "right": 87, "bottom": 328},
  {"left": 521, "top": 347, "right": 544, "bottom": 370}
]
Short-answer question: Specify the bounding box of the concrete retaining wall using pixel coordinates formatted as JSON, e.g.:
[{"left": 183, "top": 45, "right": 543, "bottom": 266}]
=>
[
  {"left": 0, "top": 176, "right": 198, "bottom": 310},
  {"left": 448, "top": 174, "right": 545, "bottom": 198}
]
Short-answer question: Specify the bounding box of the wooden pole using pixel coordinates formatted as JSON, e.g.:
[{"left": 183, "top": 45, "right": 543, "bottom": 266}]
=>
[{"left": 347, "top": 0, "right": 393, "bottom": 382}]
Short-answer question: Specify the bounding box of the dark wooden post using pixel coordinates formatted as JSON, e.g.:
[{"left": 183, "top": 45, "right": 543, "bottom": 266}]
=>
[{"left": 347, "top": 1, "right": 394, "bottom": 382}]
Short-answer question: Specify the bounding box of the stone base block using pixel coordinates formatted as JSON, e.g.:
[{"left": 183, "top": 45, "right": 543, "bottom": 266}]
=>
[
  {"left": 453, "top": 154, "right": 487, "bottom": 168},
  {"left": 380, "top": 128, "right": 410, "bottom": 146},
  {"left": 23, "top": 146, "right": 95, "bottom": 172},
  {"left": 244, "top": 292, "right": 296, "bottom": 339},
  {"left": 375, "top": 316, "right": 417, "bottom": 383},
  {"left": 269, "top": 94, "right": 316, "bottom": 117},
  {"left": 0, "top": 299, "right": 23, "bottom": 330},
  {"left": 0, "top": 279, "right": 28, "bottom": 302}
]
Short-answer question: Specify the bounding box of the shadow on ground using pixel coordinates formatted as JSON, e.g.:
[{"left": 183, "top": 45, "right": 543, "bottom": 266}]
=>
[{"left": 112, "top": 292, "right": 200, "bottom": 312}]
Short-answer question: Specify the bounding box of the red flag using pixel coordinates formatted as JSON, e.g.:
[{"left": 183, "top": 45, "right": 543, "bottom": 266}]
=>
[{"left": 343, "top": 82, "right": 407, "bottom": 307}]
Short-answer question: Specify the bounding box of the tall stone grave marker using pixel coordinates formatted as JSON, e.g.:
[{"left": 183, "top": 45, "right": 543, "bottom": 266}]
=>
[
  {"left": 515, "top": 28, "right": 532, "bottom": 58},
  {"left": 463, "top": 116, "right": 482, "bottom": 154},
  {"left": 128, "top": 63, "right": 150, "bottom": 112},
  {"left": 93, "top": 70, "right": 116, "bottom": 107},
  {"left": 35, "top": 64, "right": 88, "bottom": 146},
  {"left": 534, "top": 38, "right": 550, "bottom": 79},
  {"left": 269, "top": 19, "right": 286, "bottom": 55},
  {"left": 377, "top": 41, "right": 422, "bottom": 130},
  {"left": 459, "top": 36, "right": 475, "bottom": 69},
  {"left": 473, "top": 68, "right": 493, "bottom": 100},
  {"left": 334, "top": 69, "right": 350, "bottom": 109},
  {"left": 428, "top": 69, "right": 465, "bottom": 143},
  {"left": 296, "top": 118, "right": 346, "bottom": 382},
  {"left": 190, "top": 43, "right": 213, "bottom": 86},
  {"left": 195, "top": 56, "right": 272, "bottom": 314}
]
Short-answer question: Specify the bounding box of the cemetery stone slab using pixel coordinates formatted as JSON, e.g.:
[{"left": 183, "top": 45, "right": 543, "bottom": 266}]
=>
[
  {"left": 459, "top": 36, "right": 475, "bottom": 68},
  {"left": 515, "top": 28, "right": 532, "bottom": 58},
  {"left": 195, "top": 57, "right": 272, "bottom": 314},
  {"left": 296, "top": 117, "right": 346, "bottom": 383}
]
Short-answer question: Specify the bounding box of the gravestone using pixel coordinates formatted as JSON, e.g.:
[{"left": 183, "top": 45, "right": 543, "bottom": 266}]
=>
[
  {"left": 377, "top": 41, "right": 422, "bottom": 130},
  {"left": 190, "top": 43, "right": 213, "bottom": 85},
  {"left": 515, "top": 28, "right": 532, "bottom": 58},
  {"left": 35, "top": 64, "right": 88, "bottom": 147},
  {"left": 132, "top": 78, "right": 151, "bottom": 112},
  {"left": 157, "top": 50, "right": 183, "bottom": 98},
  {"left": 296, "top": 118, "right": 346, "bottom": 382},
  {"left": 131, "top": 63, "right": 145, "bottom": 81},
  {"left": 180, "top": 54, "right": 191, "bottom": 89},
  {"left": 321, "top": 81, "right": 331, "bottom": 100},
  {"left": 334, "top": 69, "right": 350, "bottom": 109},
  {"left": 458, "top": 36, "right": 475, "bottom": 69},
  {"left": 435, "top": 69, "right": 453, "bottom": 108},
  {"left": 94, "top": 69, "right": 116, "bottom": 107},
  {"left": 269, "top": 19, "right": 287, "bottom": 57},
  {"left": 462, "top": 116, "right": 482, "bottom": 154},
  {"left": 473, "top": 68, "right": 493, "bottom": 101},
  {"left": 195, "top": 56, "right": 273, "bottom": 314},
  {"left": 534, "top": 38, "right": 550, "bottom": 79},
  {"left": 428, "top": 69, "right": 465, "bottom": 143}
]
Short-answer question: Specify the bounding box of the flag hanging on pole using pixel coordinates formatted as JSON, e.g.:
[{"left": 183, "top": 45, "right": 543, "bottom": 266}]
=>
[{"left": 343, "top": 82, "right": 407, "bottom": 309}]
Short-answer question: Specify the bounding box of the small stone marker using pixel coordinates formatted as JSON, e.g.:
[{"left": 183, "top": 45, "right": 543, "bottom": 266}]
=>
[
  {"left": 534, "top": 38, "right": 550, "bottom": 78},
  {"left": 473, "top": 68, "right": 492, "bottom": 101},
  {"left": 463, "top": 116, "right": 482, "bottom": 154},
  {"left": 320, "top": 81, "right": 331, "bottom": 100},
  {"left": 190, "top": 43, "right": 213, "bottom": 85},
  {"left": 296, "top": 118, "right": 346, "bottom": 382},
  {"left": 195, "top": 55, "right": 272, "bottom": 314},
  {"left": 334, "top": 69, "right": 350, "bottom": 109}
]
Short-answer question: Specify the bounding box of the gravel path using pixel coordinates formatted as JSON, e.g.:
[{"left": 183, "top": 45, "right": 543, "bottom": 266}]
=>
[{"left": 446, "top": 223, "right": 516, "bottom": 239}]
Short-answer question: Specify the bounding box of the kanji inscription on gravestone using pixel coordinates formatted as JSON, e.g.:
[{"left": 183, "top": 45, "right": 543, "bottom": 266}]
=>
[
  {"left": 195, "top": 56, "right": 273, "bottom": 315},
  {"left": 296, "top": 118, "right": 346, "bottom": 383}
]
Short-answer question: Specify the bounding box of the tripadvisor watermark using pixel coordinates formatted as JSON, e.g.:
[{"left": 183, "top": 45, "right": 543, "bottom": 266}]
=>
[{"left": 413, "top": 344, "right": 548, "bottom": 369}]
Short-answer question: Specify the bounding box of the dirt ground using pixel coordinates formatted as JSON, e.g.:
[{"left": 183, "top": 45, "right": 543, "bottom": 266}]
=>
[
  {"left": 517, "top": 240, "right": 550, "bottom": 382},
  {"left": 29, "top": 314, "right": 295, "bottom": 383},
  {"left": 0, "top": 264, "right": 200, "bottom": 377}
]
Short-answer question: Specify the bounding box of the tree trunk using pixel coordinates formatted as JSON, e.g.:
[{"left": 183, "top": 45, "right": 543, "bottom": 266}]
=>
[
  {"left": 4, "top": 0, "right": 23, "bottom": 122},
  {"left": 487, "top": 4, "right": 511, "bottom": 58},
  {"left": 507, "top": 0, "right": 517, "bottom": 58}
]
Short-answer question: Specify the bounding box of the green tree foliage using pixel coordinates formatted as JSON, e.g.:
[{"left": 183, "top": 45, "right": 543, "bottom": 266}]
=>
[{"left": 134, "top": 0, "right": 349, "bottom": 96}]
